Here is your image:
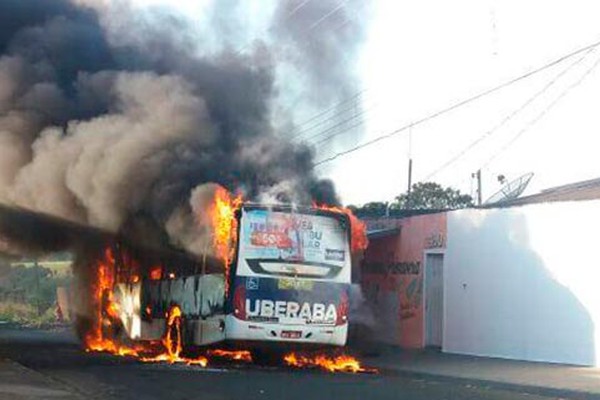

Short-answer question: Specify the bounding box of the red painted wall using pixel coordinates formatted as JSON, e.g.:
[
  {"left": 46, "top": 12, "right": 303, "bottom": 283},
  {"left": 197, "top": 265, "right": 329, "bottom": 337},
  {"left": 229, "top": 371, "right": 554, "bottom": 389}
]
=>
[{"left": 362, "top": 213, "right": 446, "bottom": 348}]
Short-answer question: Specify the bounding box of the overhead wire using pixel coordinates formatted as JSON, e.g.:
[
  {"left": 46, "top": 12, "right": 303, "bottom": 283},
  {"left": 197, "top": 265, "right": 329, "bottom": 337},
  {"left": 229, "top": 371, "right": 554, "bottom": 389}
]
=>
[
  {"left": 300, "top": 97, "right": 380, "bottom": 144},
  {"left": 290, "top": 89, "right": 368, "bottom": 140},
  {"left": 312, "top": 37, "right": 600, "bottom": 167},
  {"left": 235, "top": 0, "right": 344, "bottom": 55},
  {"left": 481, "top": 51, "right": 600, "bottom": 169},
  {"left": 287, "top": 0, "right": 312, "bottom": 19},
  {"left": 309, "top": 0, "right": 350, "bottom": 30},
  {"left": 236, "top": 0, "right": 364, "bottom": 142},
  {"left": 422, "top": 47, "right": 596, "bottom": 182}
]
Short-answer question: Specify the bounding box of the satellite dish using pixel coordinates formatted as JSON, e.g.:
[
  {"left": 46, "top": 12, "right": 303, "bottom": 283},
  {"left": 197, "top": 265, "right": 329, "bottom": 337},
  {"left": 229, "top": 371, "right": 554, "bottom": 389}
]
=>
[{"left": 484, "top": 172, "right": 534, "bottom": 205}]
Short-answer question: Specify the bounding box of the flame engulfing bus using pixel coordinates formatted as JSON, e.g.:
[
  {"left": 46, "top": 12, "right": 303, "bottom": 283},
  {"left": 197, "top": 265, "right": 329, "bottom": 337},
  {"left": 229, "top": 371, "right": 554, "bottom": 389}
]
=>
[{"left": 93, "top": 203, "right": 363, "bottom": 356}]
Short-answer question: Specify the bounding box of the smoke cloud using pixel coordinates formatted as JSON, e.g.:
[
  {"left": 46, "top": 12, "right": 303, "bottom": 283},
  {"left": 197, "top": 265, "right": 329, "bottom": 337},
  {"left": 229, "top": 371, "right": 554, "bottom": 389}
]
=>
[{"left": 0, "top": 0, "right": 368, "bottom": 255}]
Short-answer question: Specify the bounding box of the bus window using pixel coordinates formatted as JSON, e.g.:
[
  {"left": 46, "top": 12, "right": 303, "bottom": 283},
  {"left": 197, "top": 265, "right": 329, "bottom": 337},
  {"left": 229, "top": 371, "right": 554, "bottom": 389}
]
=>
[{"left": 235, "top": 208, "right": 351, "bottom": 283}]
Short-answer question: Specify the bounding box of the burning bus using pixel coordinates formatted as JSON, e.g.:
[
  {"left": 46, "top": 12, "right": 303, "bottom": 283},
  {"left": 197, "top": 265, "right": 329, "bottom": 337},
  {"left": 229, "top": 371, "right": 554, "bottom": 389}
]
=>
[
  {"left": 84, "top": 195, "right": 367, "bottom": 362},
  {"left": 227, "top": 204, "right": 355, "bottom": 347}
]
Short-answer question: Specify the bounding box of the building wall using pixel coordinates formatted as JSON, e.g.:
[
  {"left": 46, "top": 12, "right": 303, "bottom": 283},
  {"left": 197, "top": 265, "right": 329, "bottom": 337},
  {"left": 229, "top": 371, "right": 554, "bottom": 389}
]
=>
[
  {"left": 362, "top": 213, "right": 446, "bottom": 347},
  {"left": 445, "top": 201, "right": 600, "bottom": 366}
]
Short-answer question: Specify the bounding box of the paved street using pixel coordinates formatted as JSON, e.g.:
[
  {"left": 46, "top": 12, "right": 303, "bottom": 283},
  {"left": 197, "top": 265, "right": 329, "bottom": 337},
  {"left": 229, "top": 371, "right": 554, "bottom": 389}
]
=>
[{"left": 0, "top": 326, "right": 579, "bottom": 400}]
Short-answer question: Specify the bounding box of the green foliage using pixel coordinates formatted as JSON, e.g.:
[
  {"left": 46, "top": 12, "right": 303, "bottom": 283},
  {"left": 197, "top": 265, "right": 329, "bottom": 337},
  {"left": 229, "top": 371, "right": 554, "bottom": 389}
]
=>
[
  {"left": 350, "top": 182, "right": 474, "bottom": 217},
  {"left": 0, "top": 301, "right": 58, "bottom": 326},
  {"left": 394, "top": 182, "right": 474, "bottom": 210},
  {"left": 0, "top": 301, "right": 38, "bottom": 323},
  {"left": 0, "top": 263, "right": 71, "bottom": 325}
]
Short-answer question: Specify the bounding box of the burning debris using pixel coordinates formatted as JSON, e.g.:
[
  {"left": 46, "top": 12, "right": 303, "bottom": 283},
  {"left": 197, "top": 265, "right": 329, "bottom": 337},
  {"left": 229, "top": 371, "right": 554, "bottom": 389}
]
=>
[
  {"left": 283, "top": 352, "right": 376, "bottom": 374},
  {"left": 206, "top": 349, "right": 253, "bottom": 363}
]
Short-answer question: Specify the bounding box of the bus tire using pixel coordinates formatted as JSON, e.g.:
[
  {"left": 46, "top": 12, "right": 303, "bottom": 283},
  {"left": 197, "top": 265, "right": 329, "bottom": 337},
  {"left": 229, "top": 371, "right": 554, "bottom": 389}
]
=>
[{"left": 165, "top": 313, "right": 183, "bottom": 357}]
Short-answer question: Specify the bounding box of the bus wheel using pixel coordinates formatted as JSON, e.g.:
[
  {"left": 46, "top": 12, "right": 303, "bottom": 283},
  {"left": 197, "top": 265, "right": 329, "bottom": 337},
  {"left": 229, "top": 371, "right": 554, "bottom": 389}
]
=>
[{"left": 164, "top": 307, "right": 183, "bottom": 358}]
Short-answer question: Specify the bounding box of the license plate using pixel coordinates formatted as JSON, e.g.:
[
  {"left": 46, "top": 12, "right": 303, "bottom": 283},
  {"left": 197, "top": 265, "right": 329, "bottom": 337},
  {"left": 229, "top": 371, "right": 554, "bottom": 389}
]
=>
[
  {"left": 281, "top": 330, "right": 302, "bottom": 339},
  {"left": 278, "top": 278, "right": 314, "bottom": 291}
]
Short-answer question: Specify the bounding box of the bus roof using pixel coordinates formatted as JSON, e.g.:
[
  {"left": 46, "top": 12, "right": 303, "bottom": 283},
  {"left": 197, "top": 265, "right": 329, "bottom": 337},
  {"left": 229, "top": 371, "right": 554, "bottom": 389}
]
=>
[{"left": 240, "top": 203, "right": 350, "bottom": 224}]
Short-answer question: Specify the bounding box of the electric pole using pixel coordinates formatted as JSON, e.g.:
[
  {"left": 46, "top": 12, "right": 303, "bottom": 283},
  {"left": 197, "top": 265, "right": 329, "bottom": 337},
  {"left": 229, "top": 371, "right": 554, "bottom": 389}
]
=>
[
  {"left": 407, "top": 159, "right": 413, "bottom": 193},
  {"left": 473, "top": 169, "right": 482, "bottom": 205},
  {"left": 407, "top": 125, "right": 413, "bottom": 193}
]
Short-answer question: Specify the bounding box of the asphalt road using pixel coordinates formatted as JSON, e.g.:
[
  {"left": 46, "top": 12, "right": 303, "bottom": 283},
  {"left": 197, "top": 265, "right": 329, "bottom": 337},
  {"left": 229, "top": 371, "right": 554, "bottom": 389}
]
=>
[{"left": 0, "top": 325, "right": 567, "bottom": 400}]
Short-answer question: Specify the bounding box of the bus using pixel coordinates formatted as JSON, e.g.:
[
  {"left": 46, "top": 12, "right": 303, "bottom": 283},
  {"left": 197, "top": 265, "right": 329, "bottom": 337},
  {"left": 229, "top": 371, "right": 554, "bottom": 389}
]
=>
[
  {"left": 94, "top": 203, "right": 356, "bottom": 357},
  {"left": 226, "top": 204, "right": 352, "bottom": 348}
]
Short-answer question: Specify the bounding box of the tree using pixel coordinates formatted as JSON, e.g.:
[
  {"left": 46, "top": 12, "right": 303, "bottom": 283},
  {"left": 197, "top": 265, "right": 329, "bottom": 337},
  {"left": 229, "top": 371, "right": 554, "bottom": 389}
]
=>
[
  {"left": 393, "top": 182, "right": 473, "bottom": 210},
  {"left": 348, "top": 182, "right": 474, "bottom": 217}
]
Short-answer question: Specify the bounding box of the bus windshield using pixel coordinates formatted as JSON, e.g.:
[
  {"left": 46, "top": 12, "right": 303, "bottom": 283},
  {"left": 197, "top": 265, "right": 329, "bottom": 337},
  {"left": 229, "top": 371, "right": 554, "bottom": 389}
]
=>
[{"left": 235, "top": 207, "right": 351, "bottom": 283}]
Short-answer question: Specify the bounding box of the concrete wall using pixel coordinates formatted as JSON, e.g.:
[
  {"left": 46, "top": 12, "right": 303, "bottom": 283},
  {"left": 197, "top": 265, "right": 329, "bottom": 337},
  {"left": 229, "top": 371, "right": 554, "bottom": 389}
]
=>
[
  {"left": 362, "top": 213, "right": 446, "bottom": 347},
  {"left": 445, "top": 201, "right": 600, "bottom": 366}
]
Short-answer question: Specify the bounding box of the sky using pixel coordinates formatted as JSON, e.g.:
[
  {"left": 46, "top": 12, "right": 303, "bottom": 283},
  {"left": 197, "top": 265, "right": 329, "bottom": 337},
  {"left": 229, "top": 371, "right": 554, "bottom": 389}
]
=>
[{"left": 133, "top": 0, "right": 600, "bottom": 206}]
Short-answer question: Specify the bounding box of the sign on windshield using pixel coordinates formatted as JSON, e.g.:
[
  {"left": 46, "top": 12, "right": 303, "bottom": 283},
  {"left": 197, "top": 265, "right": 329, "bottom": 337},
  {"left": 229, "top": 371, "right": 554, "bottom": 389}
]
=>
[{"left": 237, "top": 209, "right": 350, "bottom": 281}]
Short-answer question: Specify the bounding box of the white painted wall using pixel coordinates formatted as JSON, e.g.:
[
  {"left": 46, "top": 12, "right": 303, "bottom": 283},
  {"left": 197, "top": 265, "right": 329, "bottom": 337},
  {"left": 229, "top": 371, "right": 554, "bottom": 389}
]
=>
[{"left": 445, "top": 200, "right": 600, "bottom": 366}]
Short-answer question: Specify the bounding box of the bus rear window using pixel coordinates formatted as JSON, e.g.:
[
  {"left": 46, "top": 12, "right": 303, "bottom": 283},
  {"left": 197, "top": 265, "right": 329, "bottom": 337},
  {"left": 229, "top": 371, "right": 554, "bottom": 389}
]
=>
[{"left": 236, "top": 208, "right": 351, "bottom": 282}]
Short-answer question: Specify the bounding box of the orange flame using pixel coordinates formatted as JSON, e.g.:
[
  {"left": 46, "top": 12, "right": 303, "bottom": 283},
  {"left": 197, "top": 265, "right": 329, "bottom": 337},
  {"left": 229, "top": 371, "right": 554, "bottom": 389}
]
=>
[
  {"left": 149, "top": 266, "right": 162, "bottom": 280},
  {"left": 162, "top": 305, "right": 183, "bottom": 362},
  {"left": 84, "top": 250, "right": 207, "bottom": 366},
  {"left": 210, "top": 186, "right": 242, "bottom": 295},
  {"left": 139, "top": 306, "right": 208, "bottom": 366},
  {"left": 206, "top": 349, "right": 252, "bottom": 362},
  {"left": 283, "top": 352, "right": 376, "bottom": 374},
  {"left": 312, "top": 203, "right": 368, "bottom": 252},
  {"left": 84, "top": 247, "right": 260, "bottom": 368},
  {"left": 84, "top": 248, "right": 138, "bottom": 356}
]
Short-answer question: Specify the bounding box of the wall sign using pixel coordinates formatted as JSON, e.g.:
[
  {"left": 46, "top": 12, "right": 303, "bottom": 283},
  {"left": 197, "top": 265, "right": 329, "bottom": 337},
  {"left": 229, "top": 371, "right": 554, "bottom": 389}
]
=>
[{"left": 425, "top": 232, "right": 445, "bottom": 249}]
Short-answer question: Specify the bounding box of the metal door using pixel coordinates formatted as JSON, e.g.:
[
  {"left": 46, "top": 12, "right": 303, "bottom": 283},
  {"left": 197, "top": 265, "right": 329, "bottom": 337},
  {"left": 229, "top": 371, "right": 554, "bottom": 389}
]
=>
[{"left": 425, "top": 253, "right": 444, "bottom": 347}]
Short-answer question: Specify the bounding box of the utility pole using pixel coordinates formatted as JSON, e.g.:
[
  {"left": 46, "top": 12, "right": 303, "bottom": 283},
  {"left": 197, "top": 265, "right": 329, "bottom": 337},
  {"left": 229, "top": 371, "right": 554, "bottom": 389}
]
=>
[
  {"left": 473, "top": 169, "right": 482, "bottom": 205},
  {"left": 33, "top": 259, "right": 41, "bottom": 316},
  {"left": 407, "top": 159, "right": 413, "bottom": 193},
  {"left": 472, "top": 170, "right": 483, "bottom": 205},
  {"left": 407, "top": 125, "right": 413, "bottom": 193}
]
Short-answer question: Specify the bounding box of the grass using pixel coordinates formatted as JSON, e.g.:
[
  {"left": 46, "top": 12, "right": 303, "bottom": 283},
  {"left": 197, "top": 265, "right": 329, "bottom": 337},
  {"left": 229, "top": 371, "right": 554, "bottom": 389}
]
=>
[
  {"left": 0, "top": 300, "right": 63, "bottom": 327},
  {"left": 0, "top": 262, "right": 73, "bottom": 328}
]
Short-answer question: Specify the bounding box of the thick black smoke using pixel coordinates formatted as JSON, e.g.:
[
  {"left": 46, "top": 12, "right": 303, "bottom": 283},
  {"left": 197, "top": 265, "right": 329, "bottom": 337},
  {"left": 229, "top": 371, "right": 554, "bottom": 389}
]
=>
[{"left": 0, "top": 0, "right": 368, "bottom": 255}]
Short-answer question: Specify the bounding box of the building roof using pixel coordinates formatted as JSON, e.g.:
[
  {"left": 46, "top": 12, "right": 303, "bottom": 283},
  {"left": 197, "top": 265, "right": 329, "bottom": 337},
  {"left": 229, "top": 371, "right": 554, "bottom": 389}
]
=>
[
  {"left": 366, "top": 227, "right": 401, "bottom": 239},
  {"left": 493, "top": 176, "right": 600, "bottom": 207},
  {"left": 354, "top": 208, "right": 447, "bottom": 219}
]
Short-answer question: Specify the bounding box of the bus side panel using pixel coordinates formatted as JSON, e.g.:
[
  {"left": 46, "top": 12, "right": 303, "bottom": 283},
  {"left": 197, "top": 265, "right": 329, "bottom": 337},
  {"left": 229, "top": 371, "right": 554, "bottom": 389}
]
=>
[{"left": 122, "top": 274, "right": 227, "bottom": 345}]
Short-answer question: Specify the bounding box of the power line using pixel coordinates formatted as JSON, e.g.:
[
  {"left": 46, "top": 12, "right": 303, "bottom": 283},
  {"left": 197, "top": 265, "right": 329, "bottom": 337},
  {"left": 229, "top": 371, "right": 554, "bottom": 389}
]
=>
[
  {"left": 481, "top": 52, "right": 600, "bottom": 169},
  {"left": 236, "top": 0, "right": 344, "bottom": 55},
  {"left": 290, "top": 89, "right": 367, "bottom": 140},
  {"left": 312, "top": 116, "right": 367, "bottom": 145},
  {"left": 313, "top": 37, "right": 600, "bottom": 167},
  {"left": 301, "top": 98, "right": 379, "bottom": 144},
  {"left": 423, "top": 47, "right": 595, "bottom": 181},
  {"left": 310, "top": 0, "right": 350, "bottom": 30},
  {"left": 287, "top": 0, "right": 312, "bottom": 19}
]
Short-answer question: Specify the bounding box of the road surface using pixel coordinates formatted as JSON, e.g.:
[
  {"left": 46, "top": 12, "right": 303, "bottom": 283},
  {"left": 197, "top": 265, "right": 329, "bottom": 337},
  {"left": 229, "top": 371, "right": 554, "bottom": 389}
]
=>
[{"left": 0, "top": 325, "right": 570, "bottom": 400}]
